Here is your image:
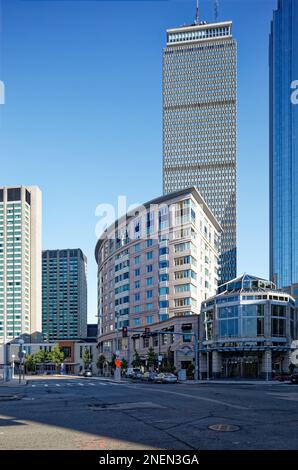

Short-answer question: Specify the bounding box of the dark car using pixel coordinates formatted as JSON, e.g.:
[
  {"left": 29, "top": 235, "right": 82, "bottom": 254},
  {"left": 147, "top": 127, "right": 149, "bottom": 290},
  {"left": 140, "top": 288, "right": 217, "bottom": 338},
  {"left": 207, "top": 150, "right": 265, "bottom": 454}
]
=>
[{"left": 291, "top": 368, "right": 298, "bottom": 384}]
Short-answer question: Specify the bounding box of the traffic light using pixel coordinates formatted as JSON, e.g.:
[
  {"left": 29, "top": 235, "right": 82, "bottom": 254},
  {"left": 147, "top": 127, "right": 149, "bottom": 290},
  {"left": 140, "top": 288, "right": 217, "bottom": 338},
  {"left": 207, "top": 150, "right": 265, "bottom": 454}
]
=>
[
  {"left": 144, "top": 327, "right": 150, "bottom": 337},
  {"left": 122, "top": 326, "right": 128, "bottom": 338}
]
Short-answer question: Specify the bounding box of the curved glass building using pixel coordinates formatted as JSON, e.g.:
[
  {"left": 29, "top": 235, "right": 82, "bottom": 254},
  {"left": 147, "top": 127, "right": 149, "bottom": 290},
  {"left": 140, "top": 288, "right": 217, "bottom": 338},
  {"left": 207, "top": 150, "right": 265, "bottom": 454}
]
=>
[
  {"left": 270, "top": 0, "right": 298, "bottom": 288},
  {"left": 200, "top": 274, "right": 297, "bottom": 379}
]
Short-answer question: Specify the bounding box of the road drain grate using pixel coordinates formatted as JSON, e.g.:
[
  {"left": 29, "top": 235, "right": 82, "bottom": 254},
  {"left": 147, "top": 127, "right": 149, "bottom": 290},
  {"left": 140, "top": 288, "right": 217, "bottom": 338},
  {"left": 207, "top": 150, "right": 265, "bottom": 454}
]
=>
[
  {"left": 89, "top": 401, "right": 165, "bottom": 411},
  {"left": 208, "top": 424, "right": 240, "bottom": 432}
]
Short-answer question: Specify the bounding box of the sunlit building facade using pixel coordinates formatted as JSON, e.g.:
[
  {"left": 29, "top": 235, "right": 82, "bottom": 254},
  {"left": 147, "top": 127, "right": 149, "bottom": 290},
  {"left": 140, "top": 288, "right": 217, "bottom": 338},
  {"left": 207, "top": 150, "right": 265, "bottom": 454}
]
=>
[
  {"left": 163, "top": 21, "right": 237, "bottom": 285},
  {"left": 0, "top": 186, "right": 42, "bottom": 343},
  {"left": 95, "top": 188, "right": 221, "bottom": 370}
]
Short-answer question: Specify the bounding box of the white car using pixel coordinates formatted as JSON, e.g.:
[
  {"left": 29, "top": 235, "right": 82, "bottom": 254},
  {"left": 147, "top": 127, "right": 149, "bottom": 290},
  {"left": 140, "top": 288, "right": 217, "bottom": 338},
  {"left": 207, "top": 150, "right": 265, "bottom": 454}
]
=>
[{"left": 154, "top": 373, "right": 178, "bottom": 384}]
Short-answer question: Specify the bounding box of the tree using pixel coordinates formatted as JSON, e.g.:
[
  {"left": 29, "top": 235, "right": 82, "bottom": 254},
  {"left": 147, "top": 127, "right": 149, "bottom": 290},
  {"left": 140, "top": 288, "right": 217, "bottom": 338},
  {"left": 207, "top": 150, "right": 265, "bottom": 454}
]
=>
[
  {"left": 121, "top": 358, "right": 128, "bottom": 372},
  {"left": 96, "top": 354, "right": 106, "bottom": 375},
  {"left": 109, "top": 354, "right": 117, "bottom": 372},
  {"left": 186, "top": 363, "right": 195, "bottom": 379},
  {"left": 48, "top": 345, "right": 64, "bottom": 373},
  {"left": 25, "top": 354, "right": 35, "bottom": 373},
  {"left": 82, "top": 348, "right": 91, "bottom": 370},
  {"left": 132, "top": 350, "right": 142, "bottom": 368},
  {"left": 147, "top": 347, "right": 157, "bottom": 370},
  {"left": 33, "top": 349, "right": 49, "bottom": 365}
]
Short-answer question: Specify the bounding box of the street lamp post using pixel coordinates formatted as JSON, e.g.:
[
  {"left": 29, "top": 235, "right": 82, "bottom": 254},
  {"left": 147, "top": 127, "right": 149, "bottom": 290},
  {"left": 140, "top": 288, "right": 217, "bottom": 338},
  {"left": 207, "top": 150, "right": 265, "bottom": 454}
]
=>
[
  {"left": 18, "top": 339, "right": 24, "bottom": 384},
  {"left": 12, "top": 354, "right": 15, "bottom": 379},
  {"left": 22, "top": 350, "right": 26, "bottom": 381}
]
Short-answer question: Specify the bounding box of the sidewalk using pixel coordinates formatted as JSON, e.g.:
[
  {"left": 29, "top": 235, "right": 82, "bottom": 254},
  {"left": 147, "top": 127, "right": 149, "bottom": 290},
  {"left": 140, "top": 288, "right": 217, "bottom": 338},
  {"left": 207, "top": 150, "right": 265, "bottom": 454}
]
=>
[
  {"left": 0, "top": 378, "right": 28, "bottom": 387},
  {"left": 183, "top": 379, "right": 292, "bottom": 385}
]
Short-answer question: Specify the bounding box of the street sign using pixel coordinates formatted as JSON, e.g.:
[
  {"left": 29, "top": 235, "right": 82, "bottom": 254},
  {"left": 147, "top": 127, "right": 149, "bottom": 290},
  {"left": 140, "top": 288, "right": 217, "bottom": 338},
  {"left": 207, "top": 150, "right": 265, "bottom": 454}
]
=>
[
  {"left": 115, "top": 359, "right": 122, "bottom": 368},
  {"left": 158, "top": 355, "right": 163, "bottom": 362}
]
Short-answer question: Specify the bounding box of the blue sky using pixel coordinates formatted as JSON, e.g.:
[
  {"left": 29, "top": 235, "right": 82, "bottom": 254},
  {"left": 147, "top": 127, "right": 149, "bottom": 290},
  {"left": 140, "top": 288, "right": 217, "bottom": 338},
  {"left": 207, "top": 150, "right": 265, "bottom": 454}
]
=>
[{"left": 0, "top": 0, "right": 276, "bottom": 322}]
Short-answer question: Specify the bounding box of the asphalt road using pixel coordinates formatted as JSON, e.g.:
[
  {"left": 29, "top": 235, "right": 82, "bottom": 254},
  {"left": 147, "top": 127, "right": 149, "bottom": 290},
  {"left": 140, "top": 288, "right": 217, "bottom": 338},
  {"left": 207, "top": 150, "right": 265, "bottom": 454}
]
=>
[{"left": 0, "top": 376, "right": 298, "bottom": 450}]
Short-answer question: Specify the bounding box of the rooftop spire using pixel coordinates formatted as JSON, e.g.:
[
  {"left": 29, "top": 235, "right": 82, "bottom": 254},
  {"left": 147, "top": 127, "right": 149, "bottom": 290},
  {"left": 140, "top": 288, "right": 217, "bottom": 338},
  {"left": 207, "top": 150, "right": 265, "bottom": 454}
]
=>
[
  {"left": 195, "top": 0, "right": 200, "bottom": 24},
  {"left": 214, "top": 0, "right": 219, "bottom": 22}
]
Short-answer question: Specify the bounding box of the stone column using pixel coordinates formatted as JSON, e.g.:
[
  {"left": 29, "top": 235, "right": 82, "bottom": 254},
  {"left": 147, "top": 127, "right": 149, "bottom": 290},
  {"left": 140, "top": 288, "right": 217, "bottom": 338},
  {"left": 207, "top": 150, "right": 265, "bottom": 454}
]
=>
[
  {"left": 261, "top": 350, "right": 272, "bottom": 380},
  {"left": 281, "top": 351, "right": 291, "bottom": 374},
  {"left": 212, "top": 351, "right": 222, "bottom": 379},
  {"left": 199, "top": 352, "right": 207, "bottom": 380}
]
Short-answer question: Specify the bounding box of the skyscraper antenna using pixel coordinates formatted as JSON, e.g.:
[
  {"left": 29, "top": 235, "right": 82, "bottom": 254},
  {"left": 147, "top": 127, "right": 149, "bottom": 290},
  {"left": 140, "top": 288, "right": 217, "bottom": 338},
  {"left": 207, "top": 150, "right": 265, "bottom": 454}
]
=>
[
  {"left": 195, "top": 0, "right": 200, "bottom": 24},
  {"left": 214, "top": 0, "right": 219, "bottom": 22}
]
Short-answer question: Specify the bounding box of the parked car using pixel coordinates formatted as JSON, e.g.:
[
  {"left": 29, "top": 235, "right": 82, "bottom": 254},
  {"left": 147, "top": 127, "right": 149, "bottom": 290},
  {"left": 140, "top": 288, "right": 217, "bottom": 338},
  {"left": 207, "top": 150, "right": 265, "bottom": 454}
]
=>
[
  {"left": 274, "top": 374, "right": 291, "bottom": 382},
  {"left": 83, "top": 370, "right": 92, "bottom": 377},
  {"left": 154, "top": 373, "right": 178, "bottom": 384},
  {"left": 291, "top": 368, "right": 298, "bottom": 384},
  {"left": 132, "top": 370, "right": 143, "bottom": 380},
  {"left": 125, "top": 368, "right": 142, "bottom": 379},
  {"left": 142, "top": 371, "right": 158, "bottom": 382}
]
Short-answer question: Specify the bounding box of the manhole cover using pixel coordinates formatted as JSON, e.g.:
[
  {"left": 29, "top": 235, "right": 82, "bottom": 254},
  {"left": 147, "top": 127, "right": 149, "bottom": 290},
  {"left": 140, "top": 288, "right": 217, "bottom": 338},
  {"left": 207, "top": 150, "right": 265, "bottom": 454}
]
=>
[
  {"left": 208, "top": 424, "right": 240, "bottom": 432},
  {"left": 0, "top": 394, "right": 21, "bottom": 402}
]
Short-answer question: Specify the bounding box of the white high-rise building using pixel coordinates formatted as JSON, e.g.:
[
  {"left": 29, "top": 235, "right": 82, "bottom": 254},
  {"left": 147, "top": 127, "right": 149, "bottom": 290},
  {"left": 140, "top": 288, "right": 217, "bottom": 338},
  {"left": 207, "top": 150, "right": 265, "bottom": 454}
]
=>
[{"left": 0, "top": 186, "right": 42, "bottom": 345}]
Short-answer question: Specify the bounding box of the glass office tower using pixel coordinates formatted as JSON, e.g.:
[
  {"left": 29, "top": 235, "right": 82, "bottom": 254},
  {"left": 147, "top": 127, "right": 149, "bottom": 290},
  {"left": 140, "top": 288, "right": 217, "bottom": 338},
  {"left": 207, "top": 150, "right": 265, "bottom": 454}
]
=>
[
  {"left": 163, "top": 21, "right": 237, "bottom": 286},
  {"left": 270, "top": 0, "right": 298, "bottom": 288},
  {"left": 42, "top": 249, "right": 87, "bottom": 341}
]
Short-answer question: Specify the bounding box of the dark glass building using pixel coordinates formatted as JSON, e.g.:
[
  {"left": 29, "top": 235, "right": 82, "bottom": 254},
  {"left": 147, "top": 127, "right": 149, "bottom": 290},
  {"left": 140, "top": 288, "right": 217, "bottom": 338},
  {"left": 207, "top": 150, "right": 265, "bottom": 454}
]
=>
[
  {"left": 270, "top": 0, "right": 298, "bottom": 288},
  {"left": 42, "top": 249, "right": 87, "bottom": 341},
  {"left": 162, "top": 20, "right": 237, "bottom": 285}
]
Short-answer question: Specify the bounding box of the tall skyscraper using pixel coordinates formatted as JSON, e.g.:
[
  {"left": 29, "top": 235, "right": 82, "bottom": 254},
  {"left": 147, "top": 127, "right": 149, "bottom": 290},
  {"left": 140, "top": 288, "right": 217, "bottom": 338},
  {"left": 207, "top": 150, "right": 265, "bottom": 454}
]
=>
[
  {"left": 0, "top": 186, "right": 42, "bottom": 343},
  {"left": 270, "top": 0, "right": 298, "bottom": 289},
  {"left": 162, "top": 18, "right": 237, "bottom": 285},
  {"left": 42, "top": 249, "right": 87, "bottom": 341}
]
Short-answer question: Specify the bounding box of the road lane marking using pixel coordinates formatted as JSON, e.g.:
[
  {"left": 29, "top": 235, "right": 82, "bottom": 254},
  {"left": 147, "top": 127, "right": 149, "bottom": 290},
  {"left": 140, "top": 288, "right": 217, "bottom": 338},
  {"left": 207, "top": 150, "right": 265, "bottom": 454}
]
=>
[{"left": 105, "top": 383, "right": 249, "bottom": 410}]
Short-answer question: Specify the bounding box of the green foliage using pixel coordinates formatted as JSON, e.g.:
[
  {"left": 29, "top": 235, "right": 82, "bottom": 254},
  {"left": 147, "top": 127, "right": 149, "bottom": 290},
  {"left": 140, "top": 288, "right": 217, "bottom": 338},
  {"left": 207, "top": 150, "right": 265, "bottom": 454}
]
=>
[
  {"left": 186, "top": 363, "right": 195, "bottom": 379},
  {"left": 32, "top": 349, "right": 49, "bottom": 364},
  {"left": 24, "top": 354, "right": 35, "bottom": 372},
  {"left": 121, "top": 358, "right": 128, "bottom": 371},
  {"left": 48, "top": 345, "right": 65, "bottom": 370},
  {"left": 96, "top": 354, "right": 106, "bottom": 370},
  {"left": 132, "top": 350, "right": 142, "bottom": 368},
  {"left": 147, "top": 347, "right": 157, "bottom": 369},
  {"left": 82, "top": 348, "right": 91, "bottom": 370},
  {"left": 109, "top": 354, "right": 117, "bottom": 370}
]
